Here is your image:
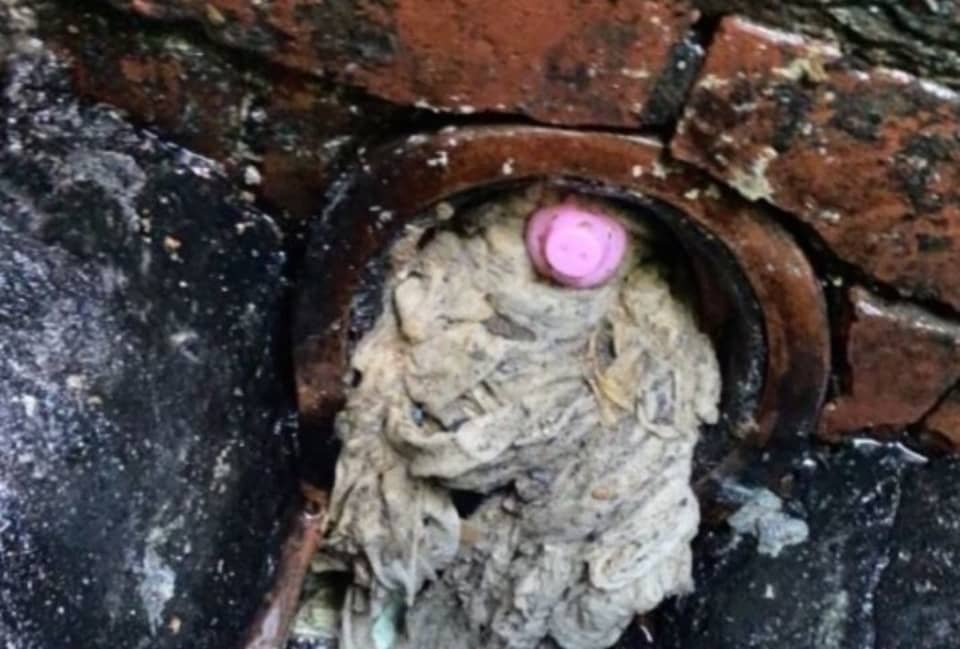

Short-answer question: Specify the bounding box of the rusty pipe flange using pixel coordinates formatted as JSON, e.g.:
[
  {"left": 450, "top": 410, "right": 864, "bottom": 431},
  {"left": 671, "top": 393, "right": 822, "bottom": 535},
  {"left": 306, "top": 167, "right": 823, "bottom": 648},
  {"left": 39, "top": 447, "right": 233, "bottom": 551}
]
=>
[{"left": 293, "top": 126, "right": 830, "bottom": 476}]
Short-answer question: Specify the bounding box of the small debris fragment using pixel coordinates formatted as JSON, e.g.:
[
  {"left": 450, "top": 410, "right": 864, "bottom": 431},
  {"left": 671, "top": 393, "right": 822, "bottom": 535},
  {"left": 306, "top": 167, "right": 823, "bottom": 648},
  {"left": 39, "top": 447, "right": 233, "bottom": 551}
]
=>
[
  {"left": 729, "top": 146, "right": 778, "bottom": 202},
  {"left": 205, "top": 3, "right": 226, "bottom": 25},
  {"left": 726, "top": 485, "right": 809, "bottom": 557},
  {"left": 426, "top": 150, "right": 449, "bottom": 168},
  {"left": 435, "top": 202, "right": 455, "bottom": 221},
  {"left": 243, "top": 165, "right": 262, "bottom": 187},
  {"left": 163, "top": 236, "right": 182, "bottom": 254}
]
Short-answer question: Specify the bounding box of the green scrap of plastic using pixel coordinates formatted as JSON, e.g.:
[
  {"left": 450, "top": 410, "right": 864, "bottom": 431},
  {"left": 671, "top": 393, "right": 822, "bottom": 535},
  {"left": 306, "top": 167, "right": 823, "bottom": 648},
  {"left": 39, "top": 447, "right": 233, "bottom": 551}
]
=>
[{"left": 372, "top": 598, "right": 403, "bottom": 649}]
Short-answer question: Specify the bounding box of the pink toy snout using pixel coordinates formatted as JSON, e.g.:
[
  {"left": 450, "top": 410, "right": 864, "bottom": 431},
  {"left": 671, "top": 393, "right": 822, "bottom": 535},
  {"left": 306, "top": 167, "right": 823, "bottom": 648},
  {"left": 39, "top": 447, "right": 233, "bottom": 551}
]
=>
[{"left": 525, "top": 202, "right": 627, "bottom": 288}]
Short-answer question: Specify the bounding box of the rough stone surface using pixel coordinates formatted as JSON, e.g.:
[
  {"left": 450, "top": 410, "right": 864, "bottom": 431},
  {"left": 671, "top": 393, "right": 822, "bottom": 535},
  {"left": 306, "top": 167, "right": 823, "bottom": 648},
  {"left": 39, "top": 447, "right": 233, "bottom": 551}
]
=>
[
  {"left": 656, "top": 446, "right": 960, "bottom": 649},
  {"left": 0, "top": 0, "right": 38, "bottom": 59},
  {"left": 95, "top": 0, "right": 702, "bottom": 128},
  {"left": 0, "top": 53, "right": 295, "bottom": 648},
  {"left": 673, "top": 17, "right": 960, "bottom": 309},
  {"left": 654, "top": 444, "right": 917, "bottom": 649},
  {"left": 820, "top": 287, "right": 960, "bottom": 441},
  {"left": 875, "top": 457, "right": 960, "bottom": 649}
]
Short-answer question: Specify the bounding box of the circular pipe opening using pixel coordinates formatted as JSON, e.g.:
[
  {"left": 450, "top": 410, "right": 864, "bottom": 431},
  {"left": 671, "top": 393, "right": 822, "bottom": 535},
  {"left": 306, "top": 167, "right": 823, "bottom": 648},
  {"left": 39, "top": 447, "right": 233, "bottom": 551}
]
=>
[{"left": 299, "top": 178, "right": 766, "bottom": 489}]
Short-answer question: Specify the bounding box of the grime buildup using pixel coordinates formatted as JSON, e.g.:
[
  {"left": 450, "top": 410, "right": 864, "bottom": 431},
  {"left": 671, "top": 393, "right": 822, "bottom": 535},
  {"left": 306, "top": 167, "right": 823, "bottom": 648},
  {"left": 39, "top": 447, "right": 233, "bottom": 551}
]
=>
[{"left": 310, "top": 187, "right": 721, "bottom": 649}]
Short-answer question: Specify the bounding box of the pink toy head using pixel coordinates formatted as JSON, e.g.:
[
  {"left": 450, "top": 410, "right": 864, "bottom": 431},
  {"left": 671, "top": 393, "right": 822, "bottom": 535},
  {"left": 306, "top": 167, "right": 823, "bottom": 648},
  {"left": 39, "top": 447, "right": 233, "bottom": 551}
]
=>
[{"left": 525, "top": 200, "right": 628, "bottom": 288}]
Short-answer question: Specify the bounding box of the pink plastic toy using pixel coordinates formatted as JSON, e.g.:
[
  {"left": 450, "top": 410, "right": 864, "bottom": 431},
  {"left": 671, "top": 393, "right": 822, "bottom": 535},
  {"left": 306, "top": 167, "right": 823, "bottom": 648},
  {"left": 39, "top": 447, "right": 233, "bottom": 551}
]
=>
[{"left": 525, "top": 202, "right": 628, "bottom": 288}]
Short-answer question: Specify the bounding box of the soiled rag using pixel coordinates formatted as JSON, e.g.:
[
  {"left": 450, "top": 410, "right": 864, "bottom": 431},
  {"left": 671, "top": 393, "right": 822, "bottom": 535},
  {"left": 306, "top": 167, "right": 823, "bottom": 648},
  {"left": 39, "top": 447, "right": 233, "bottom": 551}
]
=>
[{"left": 317, "top": 190, "right": 720, "bottom": 649}]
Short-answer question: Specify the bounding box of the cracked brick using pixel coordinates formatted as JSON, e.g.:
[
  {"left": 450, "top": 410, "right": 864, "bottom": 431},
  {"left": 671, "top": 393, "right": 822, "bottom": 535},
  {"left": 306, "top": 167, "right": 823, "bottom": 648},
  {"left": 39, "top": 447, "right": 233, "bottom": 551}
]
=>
[
  {"left": 821, "top": 287, "right": 960, "bottom": 441},
  {"left": 673, "top": 16, "right": 960, "bottom": 310},
  {"left": 97, "top": 0, "right": 702, "bottom": 127}
]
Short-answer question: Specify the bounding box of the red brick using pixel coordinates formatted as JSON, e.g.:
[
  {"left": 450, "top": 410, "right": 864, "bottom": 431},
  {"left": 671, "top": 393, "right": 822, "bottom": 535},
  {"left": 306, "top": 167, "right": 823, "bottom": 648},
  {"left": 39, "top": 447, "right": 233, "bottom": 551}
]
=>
[
  {"left": 102, "top": 0, "right": 701, "bottom": 127},
  {"left": 922, "top": 387, "right": 960, "bottom": 451},
  {"left": 820, "top": 287, "right": 960, "bottom": 440},
  {"left": 673, "top": 17, "right": 960, "bottom": 310}
]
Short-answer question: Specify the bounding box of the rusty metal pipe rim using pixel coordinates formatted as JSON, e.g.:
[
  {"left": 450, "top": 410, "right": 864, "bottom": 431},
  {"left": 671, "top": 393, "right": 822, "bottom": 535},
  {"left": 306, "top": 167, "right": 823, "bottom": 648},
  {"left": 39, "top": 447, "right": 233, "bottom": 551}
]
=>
[{"left": 294, "top": 125, "right": 830, "bottom": 450}]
